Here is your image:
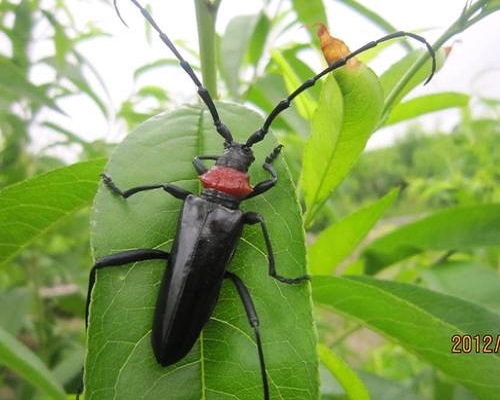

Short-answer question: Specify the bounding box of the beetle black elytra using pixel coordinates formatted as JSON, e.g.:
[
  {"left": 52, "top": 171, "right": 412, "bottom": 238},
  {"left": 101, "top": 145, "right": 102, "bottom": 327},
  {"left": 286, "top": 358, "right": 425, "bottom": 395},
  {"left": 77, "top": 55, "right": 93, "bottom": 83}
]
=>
[{"left": 81, "top": 1, "right": 436, "bottom": 399}]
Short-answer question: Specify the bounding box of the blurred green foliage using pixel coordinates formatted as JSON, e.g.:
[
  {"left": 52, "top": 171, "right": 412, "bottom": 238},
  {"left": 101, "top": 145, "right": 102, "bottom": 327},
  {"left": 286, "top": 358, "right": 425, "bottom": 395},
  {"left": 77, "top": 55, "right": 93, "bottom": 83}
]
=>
[
  {"left": 336, "top": 107, "right": 500, "bottom": 215},
  {"left": 0, "top": 0, "right": 499, "bottom": 399}
]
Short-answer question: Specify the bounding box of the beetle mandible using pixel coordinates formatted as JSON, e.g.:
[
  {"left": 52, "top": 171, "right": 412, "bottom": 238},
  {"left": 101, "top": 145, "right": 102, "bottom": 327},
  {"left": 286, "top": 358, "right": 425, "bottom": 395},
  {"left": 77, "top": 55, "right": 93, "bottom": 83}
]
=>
[{"left": 83, "top": 1, "right": 437, "bottom": 399}]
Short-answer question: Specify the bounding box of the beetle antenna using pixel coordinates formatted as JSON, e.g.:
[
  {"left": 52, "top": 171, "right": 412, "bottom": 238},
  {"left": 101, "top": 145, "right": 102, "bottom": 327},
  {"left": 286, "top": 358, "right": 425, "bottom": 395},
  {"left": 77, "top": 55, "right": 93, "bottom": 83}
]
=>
[
  {"left": 113, "top": 0, "right": 129, "bottom": 27},
  {"left": 246, "top": 31, "right": 436, "bottom": 147},
  {"left": 118, "top": 0, "right": 233, "bottom": 143}
]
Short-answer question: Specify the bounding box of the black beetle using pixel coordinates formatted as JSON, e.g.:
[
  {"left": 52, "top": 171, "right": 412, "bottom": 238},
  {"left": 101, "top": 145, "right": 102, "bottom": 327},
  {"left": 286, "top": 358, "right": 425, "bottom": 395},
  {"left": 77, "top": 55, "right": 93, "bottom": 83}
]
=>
[{"left": 82, "top": 1, "right": 436, "bottom": 399}]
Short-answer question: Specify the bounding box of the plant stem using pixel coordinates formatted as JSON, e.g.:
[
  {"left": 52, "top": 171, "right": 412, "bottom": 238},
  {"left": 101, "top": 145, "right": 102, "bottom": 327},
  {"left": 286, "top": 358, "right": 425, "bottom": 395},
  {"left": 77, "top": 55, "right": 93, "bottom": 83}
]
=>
[
  {"left": 194, "top": 0, "right": 220, "bottom": 98},
  {"left": 382, "top": 0, "right": 499, "bottom": 118}
]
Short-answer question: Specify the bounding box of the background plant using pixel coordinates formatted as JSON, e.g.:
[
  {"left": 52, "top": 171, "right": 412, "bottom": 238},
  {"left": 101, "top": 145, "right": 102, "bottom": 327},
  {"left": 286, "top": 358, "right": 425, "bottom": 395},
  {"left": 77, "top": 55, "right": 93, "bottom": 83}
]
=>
[{"left": 0, "top": 0, "right": 499, "bottom": 399}]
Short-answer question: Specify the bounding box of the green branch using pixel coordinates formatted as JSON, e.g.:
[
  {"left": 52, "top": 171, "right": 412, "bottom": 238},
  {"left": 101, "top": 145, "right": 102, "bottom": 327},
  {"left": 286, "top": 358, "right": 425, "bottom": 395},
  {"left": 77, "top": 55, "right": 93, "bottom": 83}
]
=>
[
  {"left": 383, "top": 0, "right": 500, "bottom": 117},
  {"left": 194, "top": 0, "right": 221, "bottom": 98}
]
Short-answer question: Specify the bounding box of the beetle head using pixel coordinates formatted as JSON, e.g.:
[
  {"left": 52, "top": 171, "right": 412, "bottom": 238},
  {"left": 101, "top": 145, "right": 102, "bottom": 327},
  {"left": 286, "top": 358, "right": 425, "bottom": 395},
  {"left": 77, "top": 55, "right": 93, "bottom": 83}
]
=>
[{"left": 216, "top": 142, "right": 255, "bottom": 172}]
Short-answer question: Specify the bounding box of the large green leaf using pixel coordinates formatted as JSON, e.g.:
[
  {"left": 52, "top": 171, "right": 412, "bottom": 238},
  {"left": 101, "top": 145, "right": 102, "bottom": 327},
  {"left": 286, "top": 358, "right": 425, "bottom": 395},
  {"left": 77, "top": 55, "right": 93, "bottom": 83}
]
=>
[
  {"left": 0, "top": 326, "right": 66, "bottom": 400},
  {"left": 0, "top": 159, "right": 105, "bottom": 266},
  {"left": 312, "top": 275, "right": 500, "bottom": 400},
  {"left": 87, "top": 102, "right": 318, "bottom": 399},
  {"left": 302, "top": 66, "right": 384, "bottom": 225},
  {"left": 362, "top": 204, "right": 500, "bottom": 274}
]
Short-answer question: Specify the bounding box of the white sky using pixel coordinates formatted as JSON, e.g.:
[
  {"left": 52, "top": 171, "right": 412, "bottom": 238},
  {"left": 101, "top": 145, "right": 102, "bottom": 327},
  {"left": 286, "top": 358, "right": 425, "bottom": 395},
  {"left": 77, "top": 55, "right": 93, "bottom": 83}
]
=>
[{"left": 35, "top": 0, "right": 500, "bottom": 154}]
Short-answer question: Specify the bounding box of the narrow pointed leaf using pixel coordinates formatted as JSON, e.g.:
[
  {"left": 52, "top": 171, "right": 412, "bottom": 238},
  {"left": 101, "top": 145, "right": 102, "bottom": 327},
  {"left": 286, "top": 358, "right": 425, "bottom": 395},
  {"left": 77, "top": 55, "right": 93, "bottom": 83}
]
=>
[
  {"left": 318, "top": 344, "right": 370, "bottom": 400},
  {"left": 421, "top": 261, "right": 500, "bottom": 313},
  {"left": 248, "top": 14, "right": 271, "bottom": 67},
  {"left": 220, "top": 14, "right": 261, "bottom": 98},
  {"left": 0, "top": 159, "right": 105, "bottom": 266},
  {"left": 380, "top": 48, "right": 446, "bottom": 109},
  {"left": 336, "top": 0, "right": 407, "bottom": 48},
  {"left": 42, "top": 56, "right": 108, "bottom": 117},
  {"left": 362, "top": 204, "right": 500, "bottom": 274},
  {"left": 244, "top": 73, "right": 308, "bottom": 135},
  {"left": 10, "top": 0, "right": 31, "bottom": 70},
  {"left": 272, "top": 50, "right": 318, "bottom": 119},
  {"left": 0, "top": 326, "right": 66, "bottom": 400},
  {"left": 290, "top": 0, "right": 328, "bottom": 39},
  {"left": 309, "top": 189, "right": 398, "bottom": 274},
  {"left": 133, "top": 58, "right": 180, "bottom": 80},
  {"left": 384, "top": 92, "right": 469, "bottom": 126},
  {"left": 312, "top": 275, "right": 500, "bottom": 400},
  {"left": 0, "top": 56, "right": 62, "bottom": 112},
  {"left": 88, "top": 103, "right": 318, "bottom": 400}
]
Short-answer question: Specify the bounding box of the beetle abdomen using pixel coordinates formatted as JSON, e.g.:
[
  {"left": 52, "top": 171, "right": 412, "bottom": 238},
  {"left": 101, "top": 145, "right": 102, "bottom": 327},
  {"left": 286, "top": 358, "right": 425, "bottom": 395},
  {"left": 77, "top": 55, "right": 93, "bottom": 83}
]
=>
[{"left": 151, "top": 195, "right": 244, "bottom": 365}]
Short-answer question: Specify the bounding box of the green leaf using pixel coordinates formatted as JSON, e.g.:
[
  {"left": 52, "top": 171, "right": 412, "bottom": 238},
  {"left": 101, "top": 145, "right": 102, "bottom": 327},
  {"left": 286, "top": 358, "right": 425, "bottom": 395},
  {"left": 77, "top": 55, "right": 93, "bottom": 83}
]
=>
[
  {"left": 422, "top": 261, "right": 500, "bottom": 313},
  {"left": 0, "top": 289, "right": 31, "bottom": 335},
  {"left": 290, "top": 0, "right": 328, "bottom": 39},
  {"left": 309, "top": 189, "right": 398, "bottom": 275},
  {"left": 318, "top": 344, "right": 370, "bottom": 400},
  {"left": 133, "top": 58, "right": 180, "bottom": 80},
  {"left": 10, "top": 0, "right": 32, "bottom": 70},
  {"left": 220, "top": 14, "right": 260, "bottom": 98},
  {"left": 380, "top": 48, "right": 446, "bottom": 110},
  {"left": 336, "top": 0, "right": 408, "bottom": 49},
  {"left": 281, "top": 45, "right": 323, "bottom": 99},
  {"left": 0, "top": 159, "right": 105, "bottom": 266},
  {"left": 384, "top": 92, "right": 470, "bottom": 126},
  {"left": 0, "top": 326, "right": 67, "bottom": 400},
  {"left": 51, "top": 344, "right": 85, "bottom": 387},
  {"left": 42, "top": 56, "right": 108, "bottom": 117},
  {"left": 244, "top": 73, "right": 308, "bottom": 135},
  {"left": 272, "top": 49, "right": 318, "bottom": 119},
  {"left": 312, "top": 275, "right": 500, "bottom": 400},
  {"left": 0, "top": 56, "right": 62, "bottom": 112},
  {"left": 302, "top": 66, "right": 384, "bottom": 225},
  {"left": 362, "top": 204, "right": 500, "bottom": 274},
  {"left": 41, "top": 10, "right": 71, "bottom": 68},
  {"left": 356, "top": 372, "right": 421, "bottom": 400},
  {"left": 247, "top": 13, "right": 271, "bottom": 67},
  {"left": 87, "top": 102, "right": 318, "bottom": 399}
]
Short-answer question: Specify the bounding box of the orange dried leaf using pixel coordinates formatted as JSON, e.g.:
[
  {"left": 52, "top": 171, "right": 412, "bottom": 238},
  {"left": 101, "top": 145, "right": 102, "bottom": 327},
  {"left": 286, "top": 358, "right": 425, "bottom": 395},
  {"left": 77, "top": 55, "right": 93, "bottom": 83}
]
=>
[{"left": 317, "top": 23, "right": 359, "bottom": 67}]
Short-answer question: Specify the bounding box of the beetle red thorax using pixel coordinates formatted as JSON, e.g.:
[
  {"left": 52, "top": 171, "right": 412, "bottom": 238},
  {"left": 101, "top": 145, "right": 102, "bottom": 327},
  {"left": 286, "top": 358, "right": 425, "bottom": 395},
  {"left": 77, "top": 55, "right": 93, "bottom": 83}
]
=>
[
  {"left": 200, "top": 166, "right": 253, "bottom": 198},
  {"left": 199, "top": 142, "right": 255, "bottom": 199}
]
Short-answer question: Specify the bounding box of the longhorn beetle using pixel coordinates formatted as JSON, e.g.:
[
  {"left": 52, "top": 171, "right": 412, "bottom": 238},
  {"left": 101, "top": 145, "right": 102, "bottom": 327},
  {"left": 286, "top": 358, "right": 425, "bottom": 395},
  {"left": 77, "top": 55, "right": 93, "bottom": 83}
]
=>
[{"left": 83, "top": 1, "right": 436, "bottom": 399}]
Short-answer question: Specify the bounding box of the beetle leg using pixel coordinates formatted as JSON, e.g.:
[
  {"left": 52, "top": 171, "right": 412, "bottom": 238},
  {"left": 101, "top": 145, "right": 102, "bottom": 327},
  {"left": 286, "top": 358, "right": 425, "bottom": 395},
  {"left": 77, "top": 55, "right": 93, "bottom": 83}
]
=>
[
  {"left": 78, "top": 249, "right": 170, "bottom": 399},
  {"left": 86, "top": 249, "right": 170, "bottom": 327},
  {"left": 244, "top": 212, "right": 309, "bottom": 284},
  {"left": 245, "top": 145, "right": 282, "bottom": 200},
  {"left": 192, "top": 155, "right": 220, "bottom": 175},
  {"left": 101, "top": 173, "right": 191, "bottom": 200},
  {"left": 225, "top": 271, "right": 269, "bottom": 400}
]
